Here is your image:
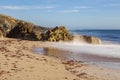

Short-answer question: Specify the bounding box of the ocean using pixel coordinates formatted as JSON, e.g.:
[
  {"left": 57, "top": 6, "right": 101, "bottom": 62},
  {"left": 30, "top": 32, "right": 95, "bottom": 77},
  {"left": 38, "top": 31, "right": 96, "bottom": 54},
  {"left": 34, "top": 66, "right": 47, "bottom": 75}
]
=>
[
  {"left": 34, "top": 29, "right": 120, "bottom": 69},
  {"left": 70, "top": 29, "right": 120, "bottom": 44}
]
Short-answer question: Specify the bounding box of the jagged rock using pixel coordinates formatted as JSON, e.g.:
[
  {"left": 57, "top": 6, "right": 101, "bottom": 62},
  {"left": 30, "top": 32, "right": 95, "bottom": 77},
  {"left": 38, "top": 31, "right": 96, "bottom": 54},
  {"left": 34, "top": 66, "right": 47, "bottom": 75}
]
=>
[
  {"left": 42, "top": 26, "right": 72, "bottom": 41},
  {"left": 7, "top": 21, "right": 49, "bottom": 40},
  {"left": 0, "top": 14, "right": 50, "bottom": 40},
  {"left": 0, "top": 14, "right": 101, "bottom": 43},
  {"left": 73, "top": 35, "right": 101, "bottom": 44}
]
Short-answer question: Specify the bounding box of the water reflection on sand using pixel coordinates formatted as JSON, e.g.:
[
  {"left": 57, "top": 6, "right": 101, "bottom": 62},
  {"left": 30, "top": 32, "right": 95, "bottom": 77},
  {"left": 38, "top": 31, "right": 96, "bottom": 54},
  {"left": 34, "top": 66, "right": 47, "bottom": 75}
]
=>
[{"left": 34, "top": 47, "right": 120, "bottom": 69}]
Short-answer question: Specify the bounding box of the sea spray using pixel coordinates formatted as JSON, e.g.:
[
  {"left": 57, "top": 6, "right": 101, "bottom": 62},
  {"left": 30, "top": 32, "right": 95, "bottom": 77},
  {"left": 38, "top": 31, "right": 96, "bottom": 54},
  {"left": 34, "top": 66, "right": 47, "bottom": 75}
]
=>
[
  {"left": 50, "top": 41, "right": 120, "bottom": 59},
  {"left": 72, "top": 34, "right": 101, "bottom": 44},
  {"left": 34, "top": 41, "right": 120, "bottom": 69}
]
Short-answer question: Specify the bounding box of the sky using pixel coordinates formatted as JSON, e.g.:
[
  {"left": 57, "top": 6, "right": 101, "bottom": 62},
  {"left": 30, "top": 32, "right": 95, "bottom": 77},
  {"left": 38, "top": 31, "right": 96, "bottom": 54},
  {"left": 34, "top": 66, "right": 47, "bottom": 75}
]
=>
[{"left": 0, "top": 0, "right": 120, "bottom": 29}]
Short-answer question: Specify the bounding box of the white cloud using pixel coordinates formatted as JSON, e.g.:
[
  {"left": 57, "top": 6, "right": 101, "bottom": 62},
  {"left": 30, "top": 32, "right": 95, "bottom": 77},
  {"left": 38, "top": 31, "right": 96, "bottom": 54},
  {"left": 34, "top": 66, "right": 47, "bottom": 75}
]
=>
[
  {"left": 104, "top": 3, "right": 120, "bottom": 7},
  {"left": 0, "top": 5, "right": 55, "bottom": 10},
  {"left": 44, "top": 6, "right": 55, "bottom": 9},
  {"left": 60, "top": 9, "right": 80, "bottom": 13},
  {"left": 75, "top": 6, "right": 92, "bottom": 9},
  {"left": 0, "top": 6, "right": 29, "bottom": 10}
]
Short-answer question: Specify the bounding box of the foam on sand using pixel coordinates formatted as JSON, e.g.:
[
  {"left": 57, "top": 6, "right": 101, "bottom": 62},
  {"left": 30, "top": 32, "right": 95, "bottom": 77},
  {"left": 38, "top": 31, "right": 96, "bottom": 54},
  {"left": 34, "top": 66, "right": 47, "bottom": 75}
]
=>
[{"left": 50, "top": 41, "right": 120, "bottom": 59}]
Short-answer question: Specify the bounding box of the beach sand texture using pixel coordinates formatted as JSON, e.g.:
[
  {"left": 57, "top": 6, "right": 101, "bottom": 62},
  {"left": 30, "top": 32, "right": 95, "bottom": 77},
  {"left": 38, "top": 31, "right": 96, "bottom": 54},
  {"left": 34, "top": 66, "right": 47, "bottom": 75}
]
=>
[{"left": 0, "top": 38, "right": 120, "bottom": 80}]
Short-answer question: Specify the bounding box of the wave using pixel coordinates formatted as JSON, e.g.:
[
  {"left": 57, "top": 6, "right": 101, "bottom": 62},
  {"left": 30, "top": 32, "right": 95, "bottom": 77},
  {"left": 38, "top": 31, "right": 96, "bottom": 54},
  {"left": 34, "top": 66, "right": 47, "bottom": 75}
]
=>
[
  {"left": 50, "top": 41, "right": 120, "bottom": 59},
  {"left": 70, "top": 30, "right": 120, "bottom": 44}
]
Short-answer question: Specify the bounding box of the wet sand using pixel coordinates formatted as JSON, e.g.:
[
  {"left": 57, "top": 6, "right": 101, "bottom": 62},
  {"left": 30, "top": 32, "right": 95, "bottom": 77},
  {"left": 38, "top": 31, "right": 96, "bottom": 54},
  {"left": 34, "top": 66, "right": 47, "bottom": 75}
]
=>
[
  {"left": 0, "top": 38, "right": 120, "bottom": 80},
  {"left": 34, "top": 47, "right": 120, "bottom": 69}
]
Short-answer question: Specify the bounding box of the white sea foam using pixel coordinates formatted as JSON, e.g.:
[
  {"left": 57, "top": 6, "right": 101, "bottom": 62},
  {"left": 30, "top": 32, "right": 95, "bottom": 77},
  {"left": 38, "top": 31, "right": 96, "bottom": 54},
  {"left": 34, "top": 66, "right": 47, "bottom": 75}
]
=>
[{"left": 50, "top": 41, "right": 120, "bottom": 59}]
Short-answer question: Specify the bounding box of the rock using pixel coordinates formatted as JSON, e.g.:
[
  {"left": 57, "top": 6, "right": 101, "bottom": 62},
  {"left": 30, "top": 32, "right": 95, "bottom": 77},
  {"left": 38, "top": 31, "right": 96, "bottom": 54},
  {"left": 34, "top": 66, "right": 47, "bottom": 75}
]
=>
[
  {"left": 73, "top": 35, "right": 101, "bottom": 44},
  {"left": 7, "top": 21, "right": 49, "bottom": 40},
  {"left": 0, "top": 14, "right": 101, "bottom": 43},
  {"left": 0, "top": 14, "right": 72, "bottom": 41},
  {"left": 0, "top": 14, "right": 50, "bottom": 40},
  {"left": 86, "top": 36, "right": 101, "bottom": 44},
  {"left": 0, "top": 26, "right": 6, "bottom": 38},
  {"left": 0, "top": 14, "right": 18, "bottom": 35},
  {"left": 0, "top": 30, "right": 3, "bottom": 38},
  {"left": 42, "top": 26, "right": 72, "bottom": 41},
  {"left": 7, "top": 21, "right": 37, "bottom": 40}
]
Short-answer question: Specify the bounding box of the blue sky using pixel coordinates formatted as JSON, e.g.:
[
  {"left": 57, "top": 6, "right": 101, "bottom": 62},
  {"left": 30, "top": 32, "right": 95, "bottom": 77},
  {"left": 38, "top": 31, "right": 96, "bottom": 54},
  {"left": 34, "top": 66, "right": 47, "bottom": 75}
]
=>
[{"left": 0, "top": 0, "right": 120, "bottom": 29}]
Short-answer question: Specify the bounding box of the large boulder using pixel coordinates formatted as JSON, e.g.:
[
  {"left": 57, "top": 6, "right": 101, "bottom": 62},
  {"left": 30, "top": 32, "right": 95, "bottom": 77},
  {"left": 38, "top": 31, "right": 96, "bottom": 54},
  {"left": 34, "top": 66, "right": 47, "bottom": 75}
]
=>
[
  {"left": 73, "top": 35, "right": 101, "bottom": 44},
  {"left": 7, "top": 21, "right": 49, "bottom": 40},
  {"left": 41, "top": 26, "right": 72, "bottom": 41},
  {"left": 0, "top": 14, "right": 49, "bottom": 40}
]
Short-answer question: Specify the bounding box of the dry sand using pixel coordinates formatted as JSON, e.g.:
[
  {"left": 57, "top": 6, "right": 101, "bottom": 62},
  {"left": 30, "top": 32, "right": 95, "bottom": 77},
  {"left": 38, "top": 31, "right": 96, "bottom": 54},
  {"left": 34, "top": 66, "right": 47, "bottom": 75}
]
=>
[{"left": 0, "top": 38, "right": 120, "bottom": 80}]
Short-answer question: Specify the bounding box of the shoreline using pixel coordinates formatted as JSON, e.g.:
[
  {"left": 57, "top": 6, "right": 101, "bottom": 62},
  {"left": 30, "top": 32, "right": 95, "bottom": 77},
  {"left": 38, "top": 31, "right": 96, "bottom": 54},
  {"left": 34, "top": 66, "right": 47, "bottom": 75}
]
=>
[
  {"left": 34, "top": 47, "right": 120, "bottom": 70},
  {"left": 0, "top": 38, "right": 120, "bottom": 80}
]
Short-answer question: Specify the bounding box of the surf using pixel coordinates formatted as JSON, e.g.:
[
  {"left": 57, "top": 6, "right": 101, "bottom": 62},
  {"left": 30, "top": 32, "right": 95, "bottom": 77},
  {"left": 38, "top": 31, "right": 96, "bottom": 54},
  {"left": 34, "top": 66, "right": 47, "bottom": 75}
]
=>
[{"left": 50, "top": 41, "right": 120, "bottom": 59}]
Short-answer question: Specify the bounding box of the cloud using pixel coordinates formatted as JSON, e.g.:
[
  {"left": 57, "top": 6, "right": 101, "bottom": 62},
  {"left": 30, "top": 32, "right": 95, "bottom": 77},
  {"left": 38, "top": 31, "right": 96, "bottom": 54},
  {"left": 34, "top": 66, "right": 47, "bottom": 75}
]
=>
[
  {"left": 104, "top": 3, "right": 120, "bottom": 7},
  {"left": 59, "top": 9, "right": 80, "bottom": 13},
  {"left": 0, "top": 5, "right": 55, "bottom": 10},
  {"left": 0, "top": 6, "right": 29, "bottom": 10},
  {"left": 74, "top": 6, "right": 93, "bottom": 9}
]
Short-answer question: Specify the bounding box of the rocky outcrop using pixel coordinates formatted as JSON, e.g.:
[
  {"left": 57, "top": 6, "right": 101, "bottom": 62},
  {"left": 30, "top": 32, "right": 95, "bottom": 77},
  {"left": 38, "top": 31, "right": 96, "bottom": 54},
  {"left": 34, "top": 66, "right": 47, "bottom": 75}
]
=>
[
  {"left": 73, "top": 35, "right": 101, "bottom": 44},
  {"left": 7, "top": 21, "right": 49, "bottom": 40},
  {"left": 0, "top": 14, "right": 72, "bottom": 41},
  {"left": 41, "top": 26, "right": 72, "bottom": 41},
  {"left": 8, "top": 25, "right": 72, "bottom": 41},
  {"left": 0, "top": 14, "right": 50, "bottom": 40},
  {"left": 0, "top": 14, "right": 101, "bottom": 44}
]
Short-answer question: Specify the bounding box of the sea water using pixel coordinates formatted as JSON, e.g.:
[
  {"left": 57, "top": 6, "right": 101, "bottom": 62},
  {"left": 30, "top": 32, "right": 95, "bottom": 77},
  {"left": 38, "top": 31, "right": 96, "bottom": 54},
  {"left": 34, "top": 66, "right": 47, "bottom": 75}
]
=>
[
  {"left": 70, "top": 29, "right": 120, "bottom": 44},
  {"left": 34, "top": 29, "right": 120, "bottom": 69}
]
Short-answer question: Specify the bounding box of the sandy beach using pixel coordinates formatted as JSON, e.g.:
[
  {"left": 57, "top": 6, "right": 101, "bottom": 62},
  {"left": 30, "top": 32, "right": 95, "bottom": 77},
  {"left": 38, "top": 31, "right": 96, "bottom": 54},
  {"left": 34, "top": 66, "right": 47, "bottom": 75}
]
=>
[{"left": 0, "top": 38, "right": 120, "bottom": 80}]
